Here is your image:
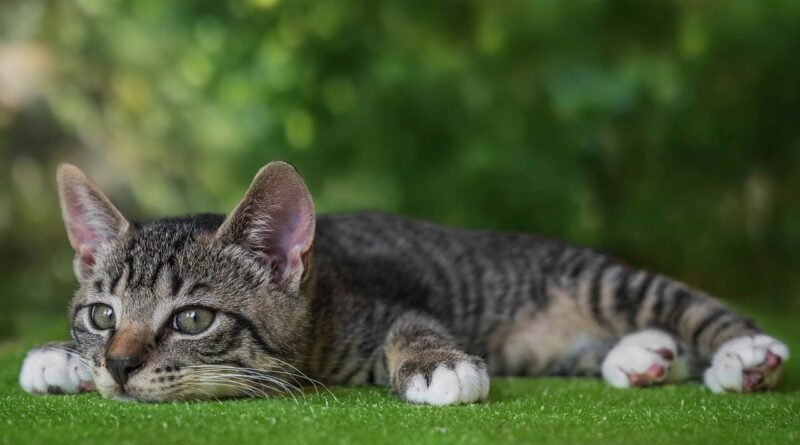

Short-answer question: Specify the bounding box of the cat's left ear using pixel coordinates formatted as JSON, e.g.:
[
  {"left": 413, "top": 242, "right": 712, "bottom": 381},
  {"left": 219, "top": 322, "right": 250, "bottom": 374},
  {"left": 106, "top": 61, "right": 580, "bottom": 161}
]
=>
[
  {"left": 57, "top": 164, "right": 130, "bottom": 281},
  {"left": 216, "top": 161, "right": 315, "bottom": 290}
]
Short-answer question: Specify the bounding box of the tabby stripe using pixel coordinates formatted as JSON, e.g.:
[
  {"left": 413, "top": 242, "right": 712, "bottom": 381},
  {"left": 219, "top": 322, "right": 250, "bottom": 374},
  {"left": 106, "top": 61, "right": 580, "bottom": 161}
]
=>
[
  {"left": 123, "top": 254, "right": 135, "bottom": 290},
  {"left": 198, "top": 326, "right": 243, "bottom": 357},
  {"left": 468, "top": 254, "right": 485, "bottom": 344},
  {"left": 222, "top": 311, "right": 284, "bottom": 357},
  {"left": 631, "top": 273, "right": 655, "bottom": 306},
  {"left": 405, "top": 223, "right": 459, "bottom": 315},
  {"left": 707, "top": 318, "right": 735, "bottom": 348},
  {"left": 535, "top": 249, "right": 553, "bottom": 307},
  {"left": 588, "top": 259, "right": 615, "bottom": 331},
  {"left": 333, "top": 310, "right": 378, "bottom": 381},
  {"left": 108, "top": 270, "right": 122, "bottom": 294},
  {"left": 93, "top": 279, "right": 103, "bottom": 293},
  {"left": 340, "top": 354, "right": 372, "bottom": 385},
  {"left": 690, "top": 308, "right": 728, "bottom": 347},
  {"left": 498, "top": 257, "right": 518, "bottom": 320},
  {"left": 564, "top": 249, "right": 588, "bottom": 280},
  {"left": 367, "top": 360, "right": 378, "bottom": 384},
  {"left": 325, "top": 338, "right": 353, "bottom": 379},
  {"left": 648, "top": 279, "right": 669, "bottom": 326},
  {"left": 611, "top": 267, "right": 632, "bottom": 328},
  {"left": 626, "top": 272, "right": 655, "bottom": 328},
  {"left": 665, "top": 288, "right": 693, "bottom": 330},
  {"left": 185, "top": 282, "right": 211, "bottom": 297},
  {"left": 168, "top": 256, "right": 183, "bottom": 295},
  {"left": 71, "top": 303, "right": 89, "bottom": 321},
  {"left": 71, "top": 324, "right": 91, "bottom": 335},
  {"left": 149, "top": 260, "right": 165, "bottom": 291}
]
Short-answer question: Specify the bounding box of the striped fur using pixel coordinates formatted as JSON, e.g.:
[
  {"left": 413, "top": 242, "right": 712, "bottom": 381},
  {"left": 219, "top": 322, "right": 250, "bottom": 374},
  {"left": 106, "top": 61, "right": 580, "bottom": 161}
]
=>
[{"left": 21, "top": 162, "right": 783, "bottom": 402}]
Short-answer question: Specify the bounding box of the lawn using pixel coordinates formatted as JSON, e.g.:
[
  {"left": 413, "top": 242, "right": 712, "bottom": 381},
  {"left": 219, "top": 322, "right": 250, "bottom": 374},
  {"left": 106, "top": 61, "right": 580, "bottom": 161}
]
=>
[{"left": 1, "top": 308, "right": 798, "bottom": 445}]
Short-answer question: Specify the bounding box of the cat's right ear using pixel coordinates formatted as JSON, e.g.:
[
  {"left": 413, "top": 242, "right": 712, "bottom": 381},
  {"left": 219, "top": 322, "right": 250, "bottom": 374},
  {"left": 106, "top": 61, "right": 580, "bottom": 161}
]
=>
[
  {"left": 216, "top": 161, "right": 315, "bottom": 291},
  {"left": 57, "top": 164, "right": 129, "bottom": 281}
]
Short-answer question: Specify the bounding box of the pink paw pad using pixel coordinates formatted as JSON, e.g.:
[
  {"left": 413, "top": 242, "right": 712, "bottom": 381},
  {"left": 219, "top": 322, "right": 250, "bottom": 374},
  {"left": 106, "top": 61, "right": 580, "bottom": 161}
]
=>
[
  {"left": 655, "top": 348, "right": 674, "bottom": 361},
  {"left": 627, "top": 364, "right": 666, "bottom": 387},
  {"left": 764, "top": 351, "right": 782, "bottom": 371},
  {"left": 742, "top": 370, "right": 764, "bottom": 392}
]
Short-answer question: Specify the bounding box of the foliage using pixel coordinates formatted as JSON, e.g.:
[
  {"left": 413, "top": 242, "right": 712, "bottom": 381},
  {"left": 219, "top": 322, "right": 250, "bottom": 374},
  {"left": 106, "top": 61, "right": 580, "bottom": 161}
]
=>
[{"left": 1, "top": 0, "right": 800, "bottom": 338}]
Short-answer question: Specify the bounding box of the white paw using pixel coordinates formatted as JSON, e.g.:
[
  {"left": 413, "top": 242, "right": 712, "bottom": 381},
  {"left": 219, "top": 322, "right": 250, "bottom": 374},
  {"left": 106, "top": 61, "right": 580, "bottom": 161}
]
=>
[
  {"left": 704, "top": 334, "right": 789, "bottom": 393},
  {"left": 19, "top": 347, "right": 94, "bottom": 395},
  {"left": 404, "top": 361, "right": 489, "bottom": 405},
  {"left": 602, "top": 329, "right": 687, "bottom": 388}
]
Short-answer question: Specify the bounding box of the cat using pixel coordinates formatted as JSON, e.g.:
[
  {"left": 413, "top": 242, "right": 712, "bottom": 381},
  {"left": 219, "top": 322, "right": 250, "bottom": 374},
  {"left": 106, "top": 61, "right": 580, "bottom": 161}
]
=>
[{"left": 19, "top": 161, "right": 789, "bottom": 404}]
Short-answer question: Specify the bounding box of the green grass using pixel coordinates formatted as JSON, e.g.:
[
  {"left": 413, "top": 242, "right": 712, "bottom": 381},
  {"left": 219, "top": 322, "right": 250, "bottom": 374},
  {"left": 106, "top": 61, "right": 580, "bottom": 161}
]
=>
[{"left": 1, "top": 309, "right": 799, "bottom": 445}]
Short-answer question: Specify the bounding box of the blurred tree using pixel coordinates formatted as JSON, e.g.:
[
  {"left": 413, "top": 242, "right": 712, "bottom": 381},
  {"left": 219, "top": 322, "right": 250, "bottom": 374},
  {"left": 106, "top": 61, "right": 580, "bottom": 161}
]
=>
[{"left": 1, "top": 0, "right": 799, "bottom": 339}]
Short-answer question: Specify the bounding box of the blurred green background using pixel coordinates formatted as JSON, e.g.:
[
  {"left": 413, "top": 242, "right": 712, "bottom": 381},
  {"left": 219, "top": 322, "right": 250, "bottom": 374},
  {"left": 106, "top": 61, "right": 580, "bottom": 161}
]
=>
[{"left": 1, "top": 0, "right": 799, "bottom": 341}]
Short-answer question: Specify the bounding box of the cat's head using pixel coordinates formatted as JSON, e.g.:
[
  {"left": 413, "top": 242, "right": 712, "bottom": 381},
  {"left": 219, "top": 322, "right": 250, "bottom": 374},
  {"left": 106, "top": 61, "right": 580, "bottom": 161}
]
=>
[{"left": 57, "top": 161, "right": 316, "bottom": 401}]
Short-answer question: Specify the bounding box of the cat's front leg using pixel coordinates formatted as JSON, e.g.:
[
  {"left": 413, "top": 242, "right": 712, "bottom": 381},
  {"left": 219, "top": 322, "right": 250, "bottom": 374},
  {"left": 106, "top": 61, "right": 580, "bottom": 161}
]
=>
[
  {"left": 19, "top": 341, "right": 95, "bottom": 395},
  {"left": 384, "top": 312, "right": 489, "bottom": 405}
]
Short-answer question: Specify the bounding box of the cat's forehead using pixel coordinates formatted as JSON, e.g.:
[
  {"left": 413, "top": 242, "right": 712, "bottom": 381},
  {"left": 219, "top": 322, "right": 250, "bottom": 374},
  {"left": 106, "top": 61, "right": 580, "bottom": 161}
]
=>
[
  {"left": 89, "top": 215, "right": 261, "bottom": 300},
  {"left": 73, "top": 215, "right": 272, "bottom": 319}
]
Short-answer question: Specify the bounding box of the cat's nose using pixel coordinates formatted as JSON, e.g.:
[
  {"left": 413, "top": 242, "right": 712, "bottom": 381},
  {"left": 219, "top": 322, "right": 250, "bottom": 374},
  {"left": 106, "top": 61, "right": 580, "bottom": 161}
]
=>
[
  {"left": 106, "top": 356, "right": 144, "bottom": 387},
  {"left": 104, "top": 325, "right": 152, "bottom": 388}
]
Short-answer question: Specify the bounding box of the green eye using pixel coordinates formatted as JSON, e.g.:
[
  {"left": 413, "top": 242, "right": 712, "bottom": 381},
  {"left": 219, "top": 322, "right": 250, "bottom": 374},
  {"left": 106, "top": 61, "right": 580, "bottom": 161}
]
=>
[
  {"left": 172, "top": 307, "right": 215, "bottom": 334},
  {"left": 90, "top": 304, "right": 116, "bottom": 330}
]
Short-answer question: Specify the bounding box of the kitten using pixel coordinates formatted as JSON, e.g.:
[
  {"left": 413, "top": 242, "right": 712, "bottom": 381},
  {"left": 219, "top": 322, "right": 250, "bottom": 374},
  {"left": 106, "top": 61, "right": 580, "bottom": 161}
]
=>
[{"left": 19, "top": 162, "right": 789, "bottom": 404}]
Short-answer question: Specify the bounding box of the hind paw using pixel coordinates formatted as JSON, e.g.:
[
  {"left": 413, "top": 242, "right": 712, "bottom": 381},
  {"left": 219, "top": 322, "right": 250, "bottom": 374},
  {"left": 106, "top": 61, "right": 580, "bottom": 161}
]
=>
[
  {"left": 704, "top": 335, "right": 789, "bottom": 393},
  {"left": 602, "top": 329, "right": 687, "bottom": 388}
]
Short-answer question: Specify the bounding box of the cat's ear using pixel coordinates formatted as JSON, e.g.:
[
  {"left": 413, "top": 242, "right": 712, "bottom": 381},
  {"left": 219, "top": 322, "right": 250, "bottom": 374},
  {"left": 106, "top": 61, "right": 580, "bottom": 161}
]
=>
[
  {"left": 217, "top": 161, "right": 315, "bottom": 289},
  {"left": 57, "top": 164, "right": 129, "bottom": 280}
]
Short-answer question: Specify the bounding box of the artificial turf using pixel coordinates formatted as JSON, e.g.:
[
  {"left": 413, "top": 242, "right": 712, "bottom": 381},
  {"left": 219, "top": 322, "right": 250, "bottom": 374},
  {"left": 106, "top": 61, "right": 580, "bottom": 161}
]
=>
[{"left": 1, "top": 309, "right": 798, "bottom": 445}]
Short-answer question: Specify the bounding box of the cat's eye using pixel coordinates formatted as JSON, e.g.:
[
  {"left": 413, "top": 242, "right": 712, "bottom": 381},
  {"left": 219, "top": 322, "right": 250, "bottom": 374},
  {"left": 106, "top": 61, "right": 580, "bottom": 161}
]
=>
[
  {"left": 90, "top": 304, "right": 116, "bottom": 330},
  {"left": 172, "top": 307, "right": 215, "bottom": 334}
]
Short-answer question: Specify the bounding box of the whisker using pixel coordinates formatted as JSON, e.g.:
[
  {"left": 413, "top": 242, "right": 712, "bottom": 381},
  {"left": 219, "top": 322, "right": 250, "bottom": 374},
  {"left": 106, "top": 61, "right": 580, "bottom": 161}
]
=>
[
  {"left": 183, "top": 375, "right": 280, "bottom": 398},
  {"left": 186, "top": 368, "right": 302, "bottom": 404},
  {"left": 187, "top": 362, "right": 337, "bottom": 402},
  {"left": 184, "top": 371, "right": 299, "bottom": 403}
]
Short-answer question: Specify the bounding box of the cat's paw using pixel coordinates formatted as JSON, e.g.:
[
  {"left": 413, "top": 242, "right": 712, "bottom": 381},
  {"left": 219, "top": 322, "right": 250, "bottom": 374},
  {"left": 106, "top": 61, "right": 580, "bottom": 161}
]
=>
[
  {"left": 602, "top": 329, "right": 687, "bottom": 388},
  {"left": 19, "top": 346, "right": 95, "bottom": 395},
  {"left": 704, "top": 334, "right": 789, "bottom": 393},
  {"left": 393, "top": 351, "right": 489, "bottom": 405}
]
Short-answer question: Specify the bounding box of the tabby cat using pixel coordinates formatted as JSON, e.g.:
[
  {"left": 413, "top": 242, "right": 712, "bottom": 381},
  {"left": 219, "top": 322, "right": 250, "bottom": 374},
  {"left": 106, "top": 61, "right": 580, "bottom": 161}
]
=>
[{"left": 19, "top": 162, "right": 789, "bottom": 404}]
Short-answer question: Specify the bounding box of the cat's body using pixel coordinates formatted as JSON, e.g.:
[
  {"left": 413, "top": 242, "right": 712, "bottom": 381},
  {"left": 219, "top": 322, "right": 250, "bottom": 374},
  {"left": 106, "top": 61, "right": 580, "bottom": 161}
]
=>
[
  {"left": 309, "top": 211, "right": 744, "bottom": 383},
  {"left": 19, "top": 162, "right": 789, "bottom": 404}
]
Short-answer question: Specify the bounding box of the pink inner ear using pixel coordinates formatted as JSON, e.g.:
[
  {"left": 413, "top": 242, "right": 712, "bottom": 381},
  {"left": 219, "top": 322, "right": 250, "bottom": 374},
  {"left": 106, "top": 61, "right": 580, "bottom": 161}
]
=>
[
  {"left": 260, "top": 204, "right": 313, "bottom": 283},
  {"left": 79, "top": 247, "right": 95, "bottom": 269},
  {"left": 220, "top": 161, "right": 315, "bottom": 286},
  {"left": 66, "top": 192, "right": 104, "bottom": 248}
]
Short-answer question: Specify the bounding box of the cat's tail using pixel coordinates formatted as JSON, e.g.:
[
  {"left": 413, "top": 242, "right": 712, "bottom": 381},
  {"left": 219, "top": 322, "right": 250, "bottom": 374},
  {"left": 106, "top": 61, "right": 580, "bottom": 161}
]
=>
[{"left": 553, "top": 246, "right": 761, "bottom": 362}]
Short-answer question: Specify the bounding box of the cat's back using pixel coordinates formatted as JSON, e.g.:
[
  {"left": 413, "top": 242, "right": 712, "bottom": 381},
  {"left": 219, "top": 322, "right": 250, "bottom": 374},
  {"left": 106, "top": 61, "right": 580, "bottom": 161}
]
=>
[
  {"left": 314, "top": 210, "right": 554, "bottom": 260},
  {"left": 312, "top": 211, "right": 561, "bottom": 311}
]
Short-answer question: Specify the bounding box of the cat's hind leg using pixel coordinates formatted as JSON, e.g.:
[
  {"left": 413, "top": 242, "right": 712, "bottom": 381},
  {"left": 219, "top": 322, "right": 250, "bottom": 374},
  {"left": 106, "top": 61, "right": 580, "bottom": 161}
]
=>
[
  {"left": 703, "top": 335, "right": 789, "bottom": 393},
  {"left": 601, "top": 329, "right": 690, "bottom": 388},
  {"left": 384, "top": 312, "right": 489, "bottom": 405},
  {"left": 19, "top": 341, "right": 95, "bottom": 395}
]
